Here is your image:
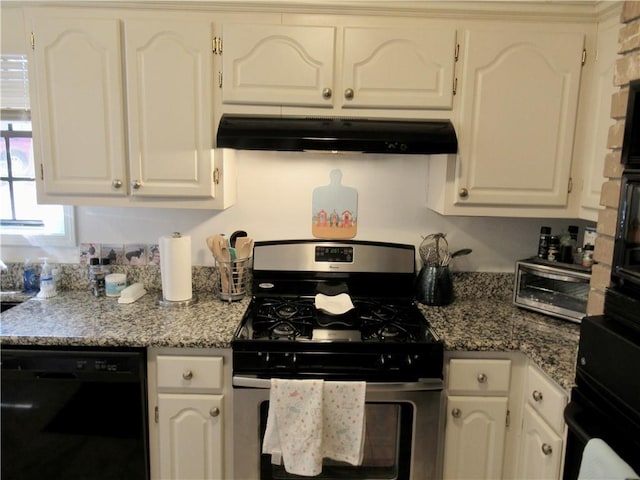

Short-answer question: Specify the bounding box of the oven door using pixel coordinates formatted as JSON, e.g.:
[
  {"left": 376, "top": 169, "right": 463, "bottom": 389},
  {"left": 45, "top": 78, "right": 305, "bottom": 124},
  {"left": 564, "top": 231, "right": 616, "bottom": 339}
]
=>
[{"left": 232, "top": 377, "right": 444, "bottom": 480}]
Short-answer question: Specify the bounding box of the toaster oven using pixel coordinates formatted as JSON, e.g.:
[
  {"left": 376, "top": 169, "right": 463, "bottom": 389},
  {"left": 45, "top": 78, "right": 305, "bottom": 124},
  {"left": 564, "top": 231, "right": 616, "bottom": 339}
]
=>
[{"left": 513, "top": 258, "right": 591, "bottom": 323}]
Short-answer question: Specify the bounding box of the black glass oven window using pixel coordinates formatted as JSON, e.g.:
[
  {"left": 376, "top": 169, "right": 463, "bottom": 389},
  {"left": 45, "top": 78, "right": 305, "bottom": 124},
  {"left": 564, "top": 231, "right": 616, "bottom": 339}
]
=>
[
  {"left": 623, "top": 182, "right": 640, "bottom": 263},
  {"left": 621, "top": 79, "right": 640, "bottom": 167},
  {"left": 518, "top": 269, "right": 589, "bottom": 312},
  {"left": 260, "top": 402, "right": 413, "bottom": 480}
]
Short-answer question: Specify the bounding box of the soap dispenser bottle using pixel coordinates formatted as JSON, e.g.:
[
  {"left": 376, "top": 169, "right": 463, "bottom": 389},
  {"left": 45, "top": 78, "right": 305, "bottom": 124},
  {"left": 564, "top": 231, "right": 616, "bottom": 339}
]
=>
[{"left": 37, "top": 257, "right": 57, "bottom": 298}]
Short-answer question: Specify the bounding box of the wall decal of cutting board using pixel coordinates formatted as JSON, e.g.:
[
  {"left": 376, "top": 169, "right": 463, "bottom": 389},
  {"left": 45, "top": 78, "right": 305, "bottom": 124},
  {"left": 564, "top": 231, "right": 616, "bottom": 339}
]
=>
[{"left": 312, "top": 169, "right": 358, "bottom": 239}]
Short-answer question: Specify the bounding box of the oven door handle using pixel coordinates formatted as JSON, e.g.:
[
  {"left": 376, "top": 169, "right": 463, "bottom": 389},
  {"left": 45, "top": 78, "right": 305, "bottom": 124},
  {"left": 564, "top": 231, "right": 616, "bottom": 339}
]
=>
[
  {"left": 232, "top": 375, "right": 443, "bottom": 391},
  {"left": 564, "top": 400, "right": 599, "bottom": 444}
]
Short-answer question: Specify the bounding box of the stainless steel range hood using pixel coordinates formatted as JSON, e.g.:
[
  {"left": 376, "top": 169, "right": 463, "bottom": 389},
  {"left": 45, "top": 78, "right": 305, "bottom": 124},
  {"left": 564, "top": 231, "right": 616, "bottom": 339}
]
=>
[{"left": 216, "top": 114, "right": 457, "bottom": 155}]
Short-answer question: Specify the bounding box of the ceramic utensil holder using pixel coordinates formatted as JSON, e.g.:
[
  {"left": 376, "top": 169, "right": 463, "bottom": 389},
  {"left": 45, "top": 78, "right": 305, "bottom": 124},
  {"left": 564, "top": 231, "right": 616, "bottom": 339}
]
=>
[
  {"left": 215, "top": 256, "right": 251, "bottom": 302},
  {"left": 416, "top": 265, "right": 453, "bottom": 306}
]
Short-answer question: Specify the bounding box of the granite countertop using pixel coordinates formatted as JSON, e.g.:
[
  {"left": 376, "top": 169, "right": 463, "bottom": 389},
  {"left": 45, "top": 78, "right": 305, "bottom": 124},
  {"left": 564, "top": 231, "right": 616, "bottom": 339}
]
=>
[
  {"left": 0, "top": 288, "right": 580, "bottom": 390},
  {"left": 0, "top": 290, "right": 249, "bottom": 349}
]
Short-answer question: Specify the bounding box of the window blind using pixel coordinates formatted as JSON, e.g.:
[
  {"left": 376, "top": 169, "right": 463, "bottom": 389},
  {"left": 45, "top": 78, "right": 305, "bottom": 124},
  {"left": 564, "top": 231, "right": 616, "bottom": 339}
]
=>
[{"left": 1, "top": 54, "right": 30, "bottom": 121}]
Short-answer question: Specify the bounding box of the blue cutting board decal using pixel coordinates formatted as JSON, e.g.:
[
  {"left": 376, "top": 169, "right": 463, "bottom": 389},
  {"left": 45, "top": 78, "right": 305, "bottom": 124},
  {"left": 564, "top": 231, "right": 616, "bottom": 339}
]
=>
[{"left": 312, "top": 169, "right": 358, "bottom": 239}]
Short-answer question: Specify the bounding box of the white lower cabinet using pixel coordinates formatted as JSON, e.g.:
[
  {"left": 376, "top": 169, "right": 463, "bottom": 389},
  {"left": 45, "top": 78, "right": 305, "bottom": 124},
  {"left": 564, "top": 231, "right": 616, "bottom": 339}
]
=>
[
  {"left": 443, "top": 358, "right": 512, "bottom": 479},
  {"left": 443, "top": 396, "right": 508, "bottom": 479},
  {"left": 443, "top": 355, "right": 568, "bottom": 480},
  {"left": 517, "top": 404, "right": 564, "bottom": 480},
  {"left": 148, "top": 349, "right": 232, "bottom": 480},
  {"left": 516, "top": 364, "right": 568, "bottom": 479}
]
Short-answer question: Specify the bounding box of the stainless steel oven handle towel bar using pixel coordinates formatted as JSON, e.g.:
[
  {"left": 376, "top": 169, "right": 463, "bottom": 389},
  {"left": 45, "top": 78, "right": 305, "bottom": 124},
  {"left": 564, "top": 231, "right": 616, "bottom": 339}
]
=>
[{"left": 232, "top": 375, "right": 443, "bottom": 391}]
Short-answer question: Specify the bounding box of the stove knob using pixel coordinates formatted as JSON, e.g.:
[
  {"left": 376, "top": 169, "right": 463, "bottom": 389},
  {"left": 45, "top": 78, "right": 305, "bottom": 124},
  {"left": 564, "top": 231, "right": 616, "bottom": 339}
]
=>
[
  {"left": 258, "top": 352, "right": 270, "bottom": 365},
  {"left": 406, "top": 355, "right": 413, "bottom": 366},
  {"left": 292, "top": 353, "right": 297, "bottom": 365}
]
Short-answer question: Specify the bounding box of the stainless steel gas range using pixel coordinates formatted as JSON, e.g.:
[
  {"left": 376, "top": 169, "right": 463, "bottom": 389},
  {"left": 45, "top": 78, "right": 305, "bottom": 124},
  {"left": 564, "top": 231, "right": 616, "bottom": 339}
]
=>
[{"left": 232, "top": 240, "right": 444, "bottom": 480}]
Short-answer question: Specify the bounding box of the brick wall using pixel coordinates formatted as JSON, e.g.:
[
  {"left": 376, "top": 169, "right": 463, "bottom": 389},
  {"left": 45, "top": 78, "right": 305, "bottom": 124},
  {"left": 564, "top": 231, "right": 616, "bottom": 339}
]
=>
[{"left": 588, "top": 1, "right": 640, "bottom": 314}]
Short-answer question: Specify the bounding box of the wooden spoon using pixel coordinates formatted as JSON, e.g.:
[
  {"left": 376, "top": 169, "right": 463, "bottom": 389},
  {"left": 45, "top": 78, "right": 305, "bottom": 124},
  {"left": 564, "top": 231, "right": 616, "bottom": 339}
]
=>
[
  {"left": 234, "top": 237, "right": 253, "bottom": 293},
  {"left": 218, "top": 241, "right": 232, "bottom": 294}
]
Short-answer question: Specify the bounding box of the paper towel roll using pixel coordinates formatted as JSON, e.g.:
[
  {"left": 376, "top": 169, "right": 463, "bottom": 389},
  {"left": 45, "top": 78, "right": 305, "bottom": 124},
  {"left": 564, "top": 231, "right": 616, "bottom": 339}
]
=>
[{"left": 160, "top": 233, "right": 193, "bottom": 302}]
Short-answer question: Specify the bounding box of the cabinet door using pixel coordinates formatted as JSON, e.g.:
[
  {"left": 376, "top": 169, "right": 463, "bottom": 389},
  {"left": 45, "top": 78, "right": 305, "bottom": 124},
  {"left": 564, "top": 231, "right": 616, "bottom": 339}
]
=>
[
  {"left": 456, "top": 28, "right": 584, "bottom": 207},
  {"left": 340, "top": 27, "right": 456, "bottom": 110},
  {"left": 124, "top": 19, "right": 215, "bottom": 198},
  {"left": 158, "top": 393, "right": 224, "bottom": 480},
  {"left": 221, "top": 24, "right": 335, "bottom": 107},
  {"left": 578, "top": 17, "right": 619, "bottom": 219},
  {"left": 443, "top": 395, "right": 508, "bottom": 479},
  {"left": 29, "top": 15, "right": 128, "bottom": 197},
  {"left": 517, "top": 404, "right": 563, "bottom": 480}
]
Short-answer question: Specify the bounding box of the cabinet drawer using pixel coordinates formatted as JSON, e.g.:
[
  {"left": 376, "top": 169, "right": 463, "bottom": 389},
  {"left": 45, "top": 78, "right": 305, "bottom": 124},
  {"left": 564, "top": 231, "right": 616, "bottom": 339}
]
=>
[
  {"left": 525, "top": 365, "right": 567, "bottom": 434},
  {"left": 157, "top": 355, "right": 223, "bottom": 390},
  {"left": 448, "top": 359, "right": 511, "bottom": 394}
]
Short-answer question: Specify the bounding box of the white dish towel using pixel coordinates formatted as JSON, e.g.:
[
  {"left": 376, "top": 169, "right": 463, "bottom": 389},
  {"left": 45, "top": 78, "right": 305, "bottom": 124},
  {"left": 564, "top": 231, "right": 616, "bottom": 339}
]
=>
[
  {"left": 578, "top": 438, "right": 639, "bottom": 480},
  {"left": 262, "top": 379, "right": 366, "bottom": 476},
  {"left": 263, "top": 379, "right": 325, "bottom": 476},
  {"left": 322, "top": 381, "right": 366, "bottom": 465}
]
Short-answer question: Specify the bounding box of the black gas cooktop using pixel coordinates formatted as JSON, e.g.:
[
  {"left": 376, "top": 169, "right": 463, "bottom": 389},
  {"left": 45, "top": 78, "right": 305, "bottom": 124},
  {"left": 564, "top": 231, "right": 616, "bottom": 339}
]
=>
[{"left": 231, "top": 240, "right": 443, "bottom": 382}]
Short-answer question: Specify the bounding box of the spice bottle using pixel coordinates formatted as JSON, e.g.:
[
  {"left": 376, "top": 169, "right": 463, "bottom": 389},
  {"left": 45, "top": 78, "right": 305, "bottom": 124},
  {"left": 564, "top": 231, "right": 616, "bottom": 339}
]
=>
[
  {"left": 582, "top": 244, "right": 594, "bottom": 268},
  {"left": 547, "top": 235, "right": 560, "bottom": 261},
  {"left": 538, "top": 227, "right": 552, "bottom": 259}
]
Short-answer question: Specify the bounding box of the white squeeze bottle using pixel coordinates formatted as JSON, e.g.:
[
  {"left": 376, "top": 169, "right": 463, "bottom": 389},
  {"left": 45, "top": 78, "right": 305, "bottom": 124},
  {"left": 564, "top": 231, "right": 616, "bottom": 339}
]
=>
[{"left": 37, "top": 257, "right": 57, "bottom": 298}]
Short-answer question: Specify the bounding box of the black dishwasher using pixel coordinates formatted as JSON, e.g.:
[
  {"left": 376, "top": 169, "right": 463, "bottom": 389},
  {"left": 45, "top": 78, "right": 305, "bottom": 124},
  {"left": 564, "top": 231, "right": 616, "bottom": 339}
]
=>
[{"left": 1, "top": 346, "right": 149, "bottom": 480}]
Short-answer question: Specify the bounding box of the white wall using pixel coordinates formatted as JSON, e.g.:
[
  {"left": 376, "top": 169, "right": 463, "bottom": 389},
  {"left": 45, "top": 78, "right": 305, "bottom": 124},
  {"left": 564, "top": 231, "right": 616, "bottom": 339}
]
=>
[{"left": 0, "top": 150, "right": 593, "bottom": 272}]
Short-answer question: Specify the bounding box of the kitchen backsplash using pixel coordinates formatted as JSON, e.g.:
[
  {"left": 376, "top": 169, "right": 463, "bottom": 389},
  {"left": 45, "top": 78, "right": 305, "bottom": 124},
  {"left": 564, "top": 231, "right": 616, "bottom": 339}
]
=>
[{"left": 1, "top": 261, "right": 513, "bottom": 301}]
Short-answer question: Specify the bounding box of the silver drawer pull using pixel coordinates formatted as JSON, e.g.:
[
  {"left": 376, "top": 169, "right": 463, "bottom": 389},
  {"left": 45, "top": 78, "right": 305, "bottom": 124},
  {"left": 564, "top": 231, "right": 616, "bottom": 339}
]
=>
[
  {"left": 182, "top": 370, "right": 193, "bottom": 380},
  {"left": 451, "top": 408, "right": 461, "bottom": 418},
  {"left": 209, "top": 407, "right": 220, "bottom": 417},
  {"left": 477, "top": 373, "right": 487, "bottom": 383},
  {"left": 541, "top": 443, "right": 553, "bottom": 455},
  {"left": 532, "top": 390, "right": 543, "bottom": 402}
]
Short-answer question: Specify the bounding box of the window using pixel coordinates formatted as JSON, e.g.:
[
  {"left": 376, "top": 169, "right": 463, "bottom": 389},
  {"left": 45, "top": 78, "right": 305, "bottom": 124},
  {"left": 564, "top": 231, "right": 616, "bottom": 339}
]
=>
[{"left": 0, "top": 54, "right": 75, "bottom": 247}]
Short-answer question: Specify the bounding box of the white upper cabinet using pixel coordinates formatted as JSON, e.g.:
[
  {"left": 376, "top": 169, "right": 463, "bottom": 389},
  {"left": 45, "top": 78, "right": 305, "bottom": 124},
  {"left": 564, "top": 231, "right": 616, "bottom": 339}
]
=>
[
  {"left": 575, "top": 11, "right": 621, "bottom": 221},
  {"left": 428, "top": 26, "right": 586, "bottom": 217},
  {"left": 26, "top": 8, "right": 235, "bottom": 209},
  {"left": 222, "top": 24, "right": 335, "bottom": 107},
  {"left": 29, "top": 16, "right": 128, "bottom": 197},
  {"left": 124, "top": 18, "right": 215, "bottom": 198},
  {"left": 221, "top": 23, "right": 457, "bottom": 112},
  {"left": 340, "top": 26, "right": 456, "bottom": 110}
]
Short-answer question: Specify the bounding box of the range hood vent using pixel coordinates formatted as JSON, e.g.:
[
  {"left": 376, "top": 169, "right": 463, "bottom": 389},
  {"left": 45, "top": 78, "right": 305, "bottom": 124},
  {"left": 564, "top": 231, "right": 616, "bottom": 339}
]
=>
[{"left": 216, "top": 114, "right": 457, "bottom": 155}]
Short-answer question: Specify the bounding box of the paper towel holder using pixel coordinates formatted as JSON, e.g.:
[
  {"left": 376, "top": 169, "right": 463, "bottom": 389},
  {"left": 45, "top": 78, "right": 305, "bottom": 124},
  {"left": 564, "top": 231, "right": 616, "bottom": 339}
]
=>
[{"left": 157, "top": 294, "right": 198, "bottom": 308}]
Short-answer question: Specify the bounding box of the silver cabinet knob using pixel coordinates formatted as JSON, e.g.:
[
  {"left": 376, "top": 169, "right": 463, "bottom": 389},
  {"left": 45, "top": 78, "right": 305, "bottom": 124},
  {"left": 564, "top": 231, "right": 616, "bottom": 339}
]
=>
[
  {"left": 322, "top": 88, "right": 332, "bottom": 99},
  {"left": 459, "top": 188, "right": 469, "bottom": 198},
  {"left": 477, "top": 373, "right": 487, "bottom": 383},
  {"left": 112, "top": 179, "right": 122, "bottom": 189},
  {"left": 451, "top": 408, "right": 461, "bottom": 418},
  {"left": 541, "top": 443, "right": 553, "bottom": 455},
  {"left": 209, "top": 407, "right": 220, "bottom": 417},
  {"left": 132, "top": 180, "right": 141, "bottom": 190},
  {"left": 182, "top": 370, "right": 193, "bottom": 380},
  {"left": 344, "top": 88, "right": 354, "bottom": 100},
  {"left": 532, "top": 390, "right": 543, "bottom": 402}
]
